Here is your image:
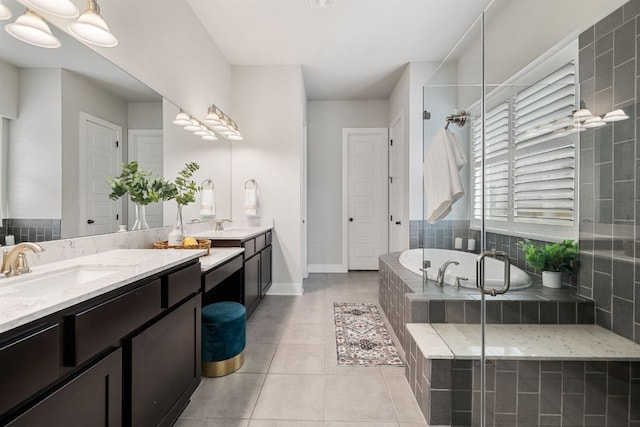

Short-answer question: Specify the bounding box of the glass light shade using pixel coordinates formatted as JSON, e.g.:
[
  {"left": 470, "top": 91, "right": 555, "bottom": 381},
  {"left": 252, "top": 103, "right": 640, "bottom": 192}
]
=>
[
  {"left": 212, "top": 123, "right": 230, "bottom": 131},
  {"left": 5, "top": 9, "right": 60, "bottom": 48},
  {"left": 183, "top": 119, "right": 201, "bottom": 132},
  {"left": 602, "top": 109, "right": 629, "bottom": 122},
  {"left": 228, "top": 132, "right": 243, "bottom": 141},
  {"left": 69, "top": 0, "right": 118, "bottom": 47},
  {"left": 193, "top": 125, "right": 209, "bottom": 136},
  {"left": 583, "top": 116, "right": 606, "bottom": 128},
  {"left": 204, "top": 105, "right": 222, "bottom": 125},
  {"left": 22, "top": 0, "right": 78, "bottom": 18},
  {"left": 173, "top": 110, "right": 191, "bottom": 126},
  {"left": 0, "top": 2, "right": 11, "bottom": 20},
  {"left": 572, "top": 108, "right": 593, "bottom": 122},
  {"left": 201, "top": 131, "right": 218, "bottom": 141}
]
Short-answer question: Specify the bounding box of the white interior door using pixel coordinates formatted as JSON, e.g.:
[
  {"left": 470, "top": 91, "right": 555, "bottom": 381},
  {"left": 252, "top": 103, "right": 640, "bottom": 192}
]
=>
[
  {"left": 80, "top": 114, "right": 121, "bottom": 236},
  {"left": 343, "top": 128, "right": 388, "bottom": 270},
  {"left": 128, "top": 130, "right": 163, "bottom": 228},
  {"left": 389, "top": 111, "right": 405, "bottom": 253}
]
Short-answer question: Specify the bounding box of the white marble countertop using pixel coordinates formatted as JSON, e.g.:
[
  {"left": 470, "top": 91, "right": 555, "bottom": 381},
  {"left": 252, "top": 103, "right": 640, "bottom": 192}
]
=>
[
  {"left": 192, "top": 225, "right": 273, "bottom": 241},
  {"left": 200, "top": 248, "right": 245, "bottom": 272},
  {"left": 0, "top": 248, "right": 205, "bottom": 335},
  {"left": 408, "top": 323, "right": 640, "bottom": 361}
]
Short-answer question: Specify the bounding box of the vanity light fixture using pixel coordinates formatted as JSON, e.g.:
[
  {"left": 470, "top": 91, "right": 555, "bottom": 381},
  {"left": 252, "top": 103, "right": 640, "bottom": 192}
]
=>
[
  {"left": 226, "top": 121, "right": 244, "bottom": 141},
  {"left": 69, "top": 0, "right": 118, "bottom": 48},
  {"left": 21, "top": 0, "right": 78, "bottom": 18},
  {"left": 212, "top": 114, "right": 232, "bottom": 132},
  {"left": 572, "top": 108, "right": 593, "bottom": 122},
  {"left": 582, "top": 116, "right": 606, "bottom": 128},
  {"left": 173, "top": 110, "right": 192, "bottom": 126},
  {"left": 201, "top": 131, "right": 218, "bottom": 141},
  {"left": 5, "top": 9, "right": 60, "bottom": 48},
  {"left": 602, "top": 109, "right": 629, "bottom": 122},
  {"left": 193, "top": 125, "right": 210, "bottom": 136},
  {"left": 0, "top": 1, "right": 11, "bottom": 20},
  {"left": 204, "top": 105, "right": 223, "bottom": 125},
  {"left": 184, "top": 118, "right": 201, "bottom": 132}
]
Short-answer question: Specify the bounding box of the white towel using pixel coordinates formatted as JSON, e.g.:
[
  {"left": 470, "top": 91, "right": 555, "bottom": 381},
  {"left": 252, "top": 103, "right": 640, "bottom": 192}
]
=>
[
  {"left": 424, "top": 128, "right": 467, "bottom": 223},
  {"left": 200, "top": 188, "right": 216, "bottom": 216},
  {"left": 244, "top": 188, "right": 258, "bottom": 216}
]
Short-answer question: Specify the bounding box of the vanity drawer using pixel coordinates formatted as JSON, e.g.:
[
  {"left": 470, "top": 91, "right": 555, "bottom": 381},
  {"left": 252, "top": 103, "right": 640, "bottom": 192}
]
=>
[
  {"left": 163, "top": 262, "right": 201, "bottom": 308},
  {"left": 243, "top": 238, "right": 256, "bottom": 258},
  {"left": 255, "top": 234, "right": 266, "bottom": 252},
  {"left": 0, "top": 324, "right": 60, "bottom": 414},
  {"left": 203, "top": 256, "right": 243, "bottom": 293},
  {"left": 266, "top": 230, "right": 272, "bottom": 246},
  {"left": 65, "top": 279, "right": 162, "bottom": 367}
]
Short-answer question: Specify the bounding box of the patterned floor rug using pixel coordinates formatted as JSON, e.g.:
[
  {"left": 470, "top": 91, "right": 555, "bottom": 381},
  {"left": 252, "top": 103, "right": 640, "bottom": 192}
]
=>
[{"left": 333, "top": 302, "right": 404, "bottom": 366}]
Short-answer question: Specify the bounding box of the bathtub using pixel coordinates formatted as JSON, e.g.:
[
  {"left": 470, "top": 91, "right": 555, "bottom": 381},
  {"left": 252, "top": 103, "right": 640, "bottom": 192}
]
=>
[{"left": 398, "top": 248, "right": 532, "bottom": 291}]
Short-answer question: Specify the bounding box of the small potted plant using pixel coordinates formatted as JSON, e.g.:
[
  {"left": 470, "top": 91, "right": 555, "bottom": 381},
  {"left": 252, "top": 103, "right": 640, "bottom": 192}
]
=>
[
  {"left": 106, "top": 161, "right": 168, "bottom": 230},
  {"left": 161, "top": 162, "right": 202, "bottom": 235},
  {"left": 517, "top": 239, "right": 579, "bottom": 288}
]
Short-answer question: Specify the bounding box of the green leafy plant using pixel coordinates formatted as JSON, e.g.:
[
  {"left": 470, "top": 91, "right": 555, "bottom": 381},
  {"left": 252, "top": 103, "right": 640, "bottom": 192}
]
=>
[
  {"left": 517, "top": 239, "right": 579, "bottom": 273},
  {"left": 106, "top": 161, "right": 167, "bottom": 205},
  {"left": 162, "top": 162, "right": 202, "bottom": 206}
]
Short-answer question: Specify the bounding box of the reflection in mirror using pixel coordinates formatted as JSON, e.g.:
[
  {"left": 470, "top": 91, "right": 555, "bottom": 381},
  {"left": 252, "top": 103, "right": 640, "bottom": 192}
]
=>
[{"left": 0, "top": 0, "right": 163, "bottom": 244}]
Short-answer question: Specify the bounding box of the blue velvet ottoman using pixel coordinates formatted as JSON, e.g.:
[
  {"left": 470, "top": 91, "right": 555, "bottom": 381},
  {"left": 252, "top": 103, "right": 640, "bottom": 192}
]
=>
[{"left": 201, "top": 302, "right": 246, "bottom": 377}]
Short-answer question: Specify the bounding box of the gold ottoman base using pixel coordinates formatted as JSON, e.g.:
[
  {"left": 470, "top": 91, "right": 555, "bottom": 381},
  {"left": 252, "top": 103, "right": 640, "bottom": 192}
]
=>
[{"left": 202, "top": 351, "right": 244, "bottom": 377}]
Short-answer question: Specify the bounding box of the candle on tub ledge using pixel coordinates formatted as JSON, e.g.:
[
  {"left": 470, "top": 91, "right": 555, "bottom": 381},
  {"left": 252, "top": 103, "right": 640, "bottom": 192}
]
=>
[
  {"left": 4, "top": 235, "right": 15, "bottom": 246},
  {"left": 454, "top": 237, "right": 463, "bottom": 250},
  {"left": 467, "top": 238, "right": 476, "bottom": 252}
]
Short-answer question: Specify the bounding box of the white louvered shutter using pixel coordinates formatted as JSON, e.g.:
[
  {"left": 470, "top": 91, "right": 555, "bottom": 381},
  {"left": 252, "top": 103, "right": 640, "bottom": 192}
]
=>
[
  {"left": 472, "top": 102, "right": 510, "bottom": 221},
  {"left": 512, "top": 62, "right": 577, "bottom": 225}
]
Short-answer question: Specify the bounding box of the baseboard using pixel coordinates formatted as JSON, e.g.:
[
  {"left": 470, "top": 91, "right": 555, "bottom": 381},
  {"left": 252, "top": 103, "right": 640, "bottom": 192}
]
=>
[
  {"left": 308, "top": 264, "right": 348, "bottom": 273},
  {"left": 266, "top": 282, "right": 303, "bottom": 296}
]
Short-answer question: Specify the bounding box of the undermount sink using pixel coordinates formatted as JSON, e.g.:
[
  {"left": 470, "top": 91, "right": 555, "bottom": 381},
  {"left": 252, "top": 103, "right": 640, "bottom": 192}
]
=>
[{"left": 0, "top": 266, "right": 125, "bottom": 299}]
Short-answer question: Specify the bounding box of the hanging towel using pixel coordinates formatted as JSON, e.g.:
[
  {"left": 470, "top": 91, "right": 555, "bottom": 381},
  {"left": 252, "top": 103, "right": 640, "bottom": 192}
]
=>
[
  {"left": 424, "top": 128, "right": 467, "bottom": 223},
  {"left": 244, "top": 188, "right": 258, "bottom": 216},
  {"left": 200, "top": 188, "right": 216, "bottom": 216}
]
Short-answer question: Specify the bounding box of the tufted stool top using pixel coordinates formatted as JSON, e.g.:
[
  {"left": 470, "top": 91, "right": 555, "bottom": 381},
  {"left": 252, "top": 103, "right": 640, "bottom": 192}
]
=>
[{"left": 202, "top": 301, "right": 246, "bottom": 323}]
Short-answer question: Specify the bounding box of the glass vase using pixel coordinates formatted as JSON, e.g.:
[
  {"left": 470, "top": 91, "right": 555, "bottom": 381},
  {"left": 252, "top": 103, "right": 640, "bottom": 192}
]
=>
[
  {"left": 175, "top": 204, "right": 185, "bottom": 236},
  {"left": 131, "top": 203, "right": 150, "bottom": 230}
]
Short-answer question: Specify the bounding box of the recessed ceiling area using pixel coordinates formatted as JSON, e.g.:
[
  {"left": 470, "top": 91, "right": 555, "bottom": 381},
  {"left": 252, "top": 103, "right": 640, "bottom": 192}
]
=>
[{"left": 186, "top": 0, "right": 493, "bottom": 100}]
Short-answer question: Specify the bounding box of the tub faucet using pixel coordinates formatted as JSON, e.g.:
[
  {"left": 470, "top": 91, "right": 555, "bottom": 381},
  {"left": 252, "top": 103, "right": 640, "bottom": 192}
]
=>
[
  {"left": 1, "top": 242, "right": 45, "bottom": 277},
  {"left": 435, "top": 260, "right": 459, "bottom": 286}
]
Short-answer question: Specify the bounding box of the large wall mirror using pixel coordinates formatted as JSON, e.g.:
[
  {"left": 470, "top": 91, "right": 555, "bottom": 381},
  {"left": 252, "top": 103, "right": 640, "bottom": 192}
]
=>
[{"left": 0, "top": 0, "right": 230, "bottom": 244}]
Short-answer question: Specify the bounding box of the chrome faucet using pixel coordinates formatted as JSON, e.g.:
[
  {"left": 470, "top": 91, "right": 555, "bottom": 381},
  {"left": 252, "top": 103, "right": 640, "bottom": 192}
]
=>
[
  {"left": 435, "top": 260, "right": 460, "bottom": 286},
  {"left": 213, "top": 219, "right": 232, "bottom": 231},
  {"left": 1, "top": 242, "right": 45, "bottom": 277}
]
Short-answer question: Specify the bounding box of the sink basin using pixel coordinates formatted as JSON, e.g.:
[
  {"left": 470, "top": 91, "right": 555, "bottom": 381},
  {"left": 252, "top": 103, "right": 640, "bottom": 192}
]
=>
[{"left": 0, "top": 266, "right": 124, "bottom": 298}]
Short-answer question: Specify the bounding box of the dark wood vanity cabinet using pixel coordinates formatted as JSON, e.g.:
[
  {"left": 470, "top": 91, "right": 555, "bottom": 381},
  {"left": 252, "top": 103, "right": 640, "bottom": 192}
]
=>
[
  {"left": 209, "top": 229, "right": 273, "bottom": 318},
  {"left": 0, "top": 258, "right": 202, "bottom": 427}
]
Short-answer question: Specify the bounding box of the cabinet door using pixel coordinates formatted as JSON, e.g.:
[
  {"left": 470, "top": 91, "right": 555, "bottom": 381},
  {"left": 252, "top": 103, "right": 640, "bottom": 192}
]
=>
[
  {"left": 129, "top": 294, "right": 201, "bottom": 427},
  {"left": 8, "top": 348, "right": 122, "bottom": 427},
  {"left": 260, "top": 245, "right": 272, "bottom": 296},
  {"left": 244, "top": 254, "right": 260, "bottom": 315}
]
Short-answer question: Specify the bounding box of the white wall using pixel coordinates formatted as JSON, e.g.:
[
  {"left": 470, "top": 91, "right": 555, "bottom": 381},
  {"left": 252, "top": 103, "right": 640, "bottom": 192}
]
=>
[
  {"left": 128, "top": 102, "right": 163, "bottom": 130},
  {"left": 162, "top": 100, "right": 232, "bottom": 225},
  {"left": 231, "top": 65, "right": 305, "bottom": 293},
  {"left": 0, "top": 60, "right": 18, "bottom": 119},
  {"left": 307, "top": 100, "right": 389, "bottom": 269},
  {"left": 9, "top": 68, "right": 61, "bottom": 219},
  {"left": 61, "top": 69, "right": 129, "bottom": 238}
]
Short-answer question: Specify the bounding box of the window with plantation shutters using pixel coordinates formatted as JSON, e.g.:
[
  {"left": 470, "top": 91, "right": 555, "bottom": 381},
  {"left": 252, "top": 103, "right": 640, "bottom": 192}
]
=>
[
  {"left": 470, "top": 60, "right": 578, "bottom": 238},
  {"left": 513, "top": 62, "right": 576, "bottom": 225}
]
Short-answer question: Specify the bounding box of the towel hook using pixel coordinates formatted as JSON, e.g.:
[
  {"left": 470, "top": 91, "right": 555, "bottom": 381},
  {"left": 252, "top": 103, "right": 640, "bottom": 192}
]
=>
[
  {"left": 201, "top": 178, "right": 215, "bottom": 190},
  {"left": 244, "top": 178, "right": 258, "bottom": 190}
]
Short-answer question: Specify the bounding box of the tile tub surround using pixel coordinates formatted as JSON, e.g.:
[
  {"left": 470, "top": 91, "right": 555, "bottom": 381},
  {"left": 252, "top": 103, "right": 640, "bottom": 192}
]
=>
[
  {"left": 379, "top": 253, "right": 596, "bottom": 355},
  {"left": 577, "top": 0, "right": 640, "bottom": 344},
  {"left": 405, "top": 323, "right": 640, "bottom": 426}
]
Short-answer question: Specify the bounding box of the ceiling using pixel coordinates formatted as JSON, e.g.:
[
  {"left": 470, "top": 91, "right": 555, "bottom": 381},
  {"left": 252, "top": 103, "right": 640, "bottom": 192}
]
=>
[{"left": 186, "top": 0, "right": 494, "bottom": 100}]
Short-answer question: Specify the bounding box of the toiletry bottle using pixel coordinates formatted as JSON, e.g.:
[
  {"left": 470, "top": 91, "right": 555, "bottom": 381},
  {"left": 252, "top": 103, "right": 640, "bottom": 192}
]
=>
[{"left": 168, "top": 226, "right": 183, "bottom": 246}]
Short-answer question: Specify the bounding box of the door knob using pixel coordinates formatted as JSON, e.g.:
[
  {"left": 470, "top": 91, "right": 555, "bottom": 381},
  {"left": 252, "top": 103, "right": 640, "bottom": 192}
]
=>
[
  {"left": 87, "top": 219, "right": 95, "bottom": 224},
  {"left": 395, "top": 221, "right": 401, "bottom": 225},
  {"left": 349, "top": 218, "right": 354, "bottom": 222}
]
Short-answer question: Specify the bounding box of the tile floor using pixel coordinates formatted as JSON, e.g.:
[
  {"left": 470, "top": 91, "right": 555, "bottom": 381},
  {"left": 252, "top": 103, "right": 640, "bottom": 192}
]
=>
[{"left": 176, "top": 271, "right": 428, "bottom": 427}]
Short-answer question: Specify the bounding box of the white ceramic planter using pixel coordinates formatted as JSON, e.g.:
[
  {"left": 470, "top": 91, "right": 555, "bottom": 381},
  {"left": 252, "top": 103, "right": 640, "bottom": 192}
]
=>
[{"left": 542, "top": 271, "right": 562, "bottom": 288}]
